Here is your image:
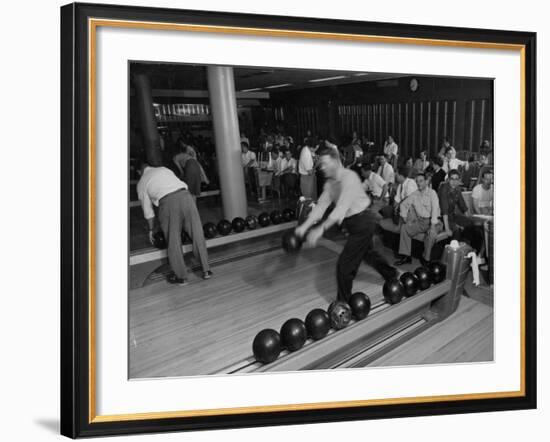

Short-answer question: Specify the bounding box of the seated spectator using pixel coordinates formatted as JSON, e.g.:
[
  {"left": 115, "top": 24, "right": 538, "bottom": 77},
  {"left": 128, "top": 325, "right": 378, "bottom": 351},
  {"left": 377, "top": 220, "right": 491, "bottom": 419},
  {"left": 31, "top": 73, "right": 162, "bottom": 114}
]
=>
[
  {"left": 413, "top": 151, "right": 430, "bottom": 174},
  {"left": 360, "top": 164, "right": 388, "bottom": 213},
  {"left": 241, "top": 141, "right": 258, "bottom": 198},
  {"left": 461, "top": 155, "right": 481, "bottom": 190},
  {"left": 430, "top": 156, "right": 446, "bottom": 191},
  {"left": 471, "top": 170, "right": 494, "bottom": 215},
  {"left": 393, "top": 172, "right": 441, "bottom": 266},
  {"left": 404, "top": 157, "right": 415, "bottom": 178},
  {"left": 377, "top": 154, "right": 395, "bottom": 186},
  {"left": 394, "top": 165, "right": 418, "bottom": 217},
  {"left": 443, "top": 147, "right": 468, "bottom": 173},
  {"left": 438, "top": 137, "right": 455, "bottom": 158},
  {"left": 438, "top": 169, "right": 471, "bottom": 238},
  {"left": 280, "top": 150, "right": 298, "bottom": 199}
]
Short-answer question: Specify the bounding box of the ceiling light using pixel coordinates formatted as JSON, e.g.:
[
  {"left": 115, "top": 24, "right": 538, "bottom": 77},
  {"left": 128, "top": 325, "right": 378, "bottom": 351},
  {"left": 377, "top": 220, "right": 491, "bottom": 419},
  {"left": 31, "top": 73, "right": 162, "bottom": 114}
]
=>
[
  {"left": 240, "top": 88, "right": 263, "bottom": 92},
  {"left": 308, "top": 75, "right": 347, "bottom": 83},
  {"left": 264, "top": 83, "right": 293, "bottom": 89},
  {"left": 353, "top": 73, "right": 370, "bottom": 77}
]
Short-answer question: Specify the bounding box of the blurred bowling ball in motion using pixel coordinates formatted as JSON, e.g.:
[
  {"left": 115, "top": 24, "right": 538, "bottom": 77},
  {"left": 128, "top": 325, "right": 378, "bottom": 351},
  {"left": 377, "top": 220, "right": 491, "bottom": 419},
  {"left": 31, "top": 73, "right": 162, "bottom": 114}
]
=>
[
  {"left": 305, "top": 309, "right": 330, "bottom": 340},
  {"left": 282, "top": 208, "right": 296, "bottom": 222},
  {"left": 217, "top": 219, "right": 232, "bottom": 236},
  {"left": 327, "top": 301, "right": 352, "bottom": 330},
  {"left": 428, "top": 262, "right": 446, "bottom": 283},
  {"left": 258, "top": 212, "right": 271, "bottom": 227},
  {"left": 270, "top": 210, "right": 283, "bottom": 225},
  {"left": 383, "top": 278, "right": 405, "bottom": 305},
  {"left": 252, "top": 329, "right": 282, "bottom": 364},
  {"left": 280, "top": 318, "right": 308, "bottom": 352},
  {"left": 281, "top": 230, "right": 303, "bottom": 253},
  {"left": 152, "top": 231, "right": 167, "bottom": 249},
  {"left": 245, "top": 215, "right": 258, "bottom": 230},
  {"left": 349, "top": 292, "right": 371, "bottom": 320},
  {"left": 203, "top": 222, "right": 217, "bottom": 239},
  {"left": 414, "top": 266, "right": 432, "bottom": 290},
  {"left": 231, "top": 217, "right": 246, "bottom": 233},
  {"left": 399, "top": 272, "right": 419, "bottom": 297}
]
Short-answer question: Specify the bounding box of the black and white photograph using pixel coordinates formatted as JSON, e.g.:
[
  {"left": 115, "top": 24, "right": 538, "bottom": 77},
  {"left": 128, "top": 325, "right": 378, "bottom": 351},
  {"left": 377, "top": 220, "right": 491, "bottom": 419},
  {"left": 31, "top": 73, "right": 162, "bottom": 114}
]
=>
[{"left": 128, "top": 62, "right": 495, "bottom": 379}]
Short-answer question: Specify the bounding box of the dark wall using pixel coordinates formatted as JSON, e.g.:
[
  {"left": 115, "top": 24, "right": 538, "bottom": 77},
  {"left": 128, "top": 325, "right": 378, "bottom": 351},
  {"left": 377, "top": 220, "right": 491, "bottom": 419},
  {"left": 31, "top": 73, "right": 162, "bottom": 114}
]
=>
[{"left": 270, "top": 76, "right": 493, "bottom": 160}]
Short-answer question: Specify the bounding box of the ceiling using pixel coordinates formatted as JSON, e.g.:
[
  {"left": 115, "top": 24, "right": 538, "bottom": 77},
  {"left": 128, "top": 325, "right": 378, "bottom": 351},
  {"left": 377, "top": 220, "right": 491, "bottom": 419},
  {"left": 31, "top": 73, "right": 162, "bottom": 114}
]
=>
[{"left": 131, "top": 62, "right": 405, "bottom": 93}]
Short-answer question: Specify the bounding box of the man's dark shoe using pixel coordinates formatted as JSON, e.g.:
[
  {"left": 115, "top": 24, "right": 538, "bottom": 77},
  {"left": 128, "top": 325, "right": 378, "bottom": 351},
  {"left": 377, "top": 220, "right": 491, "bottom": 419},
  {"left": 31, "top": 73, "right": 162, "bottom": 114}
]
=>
[
  {"left": 167, "top": 274, "right": 187, "bottom": 286},
  {"left": 394, "top": 255, "right": 412, "bottom": 266}
]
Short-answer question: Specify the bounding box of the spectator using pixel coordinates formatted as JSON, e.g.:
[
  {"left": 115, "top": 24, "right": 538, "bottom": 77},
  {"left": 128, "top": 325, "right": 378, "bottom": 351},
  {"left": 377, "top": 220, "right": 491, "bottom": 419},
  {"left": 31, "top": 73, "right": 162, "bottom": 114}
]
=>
[
  {"left": 280, "top": 150, "right": 298, "bottom": 199},
  {"left": 393, "top": 172, "right": 441, "bottom": 266},
  {"left": 430, "top": 156, "right": 446, "bottom": 191},
  {"left": 377, "top": 154, "right": 395, "bottom": 185},
  {"left": 394, "top": 165, "right": 418, "bottom": 208},
  {"left": 438, "top": 169, "right": 471, "bottom": 238},
  {"left": 360, "top": 164, "right": 388, "bottom": 213},
  {"left": 414, "top": 151, "right": 430, "bottom": 173},
  {"left": 471, "top": 170, "right": 494, "bottom": 215},
  {"left": 241, "top": 141, "right": 258, "bottom": 198},
  {"left": 299, "top": 141, "right": 317, "bottom": 199},
  {"left": 383, "top": 135, "right": 399, "bottom": 168},
  {"left": 443, "top": 147, "right": 468, "bottom": 173},
  {"left": 461, "top": 155, "right": 481, "bottom": 190}
]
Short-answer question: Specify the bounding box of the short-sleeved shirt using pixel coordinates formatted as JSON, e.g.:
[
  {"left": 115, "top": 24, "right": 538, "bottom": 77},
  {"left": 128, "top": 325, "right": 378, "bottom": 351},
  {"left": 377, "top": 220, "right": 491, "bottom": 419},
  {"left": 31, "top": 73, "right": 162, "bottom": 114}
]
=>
[
  {"left": 241, "top": 150, "right": 257, "bottom": 168},
  {"left": 362, "top": 172, "right": 386, "bottom": 197},
  {"left": 309, "top": 168, "right": 371, "bottom": 225},
  {"left": 471, "top": 184, "right": 494, "bottom": 213},
  {"left": 438, "top": 182, "right": 468, "bottom": 219},
  {"left": 137, "top": 166, "right": 188, "bottom": 220}
]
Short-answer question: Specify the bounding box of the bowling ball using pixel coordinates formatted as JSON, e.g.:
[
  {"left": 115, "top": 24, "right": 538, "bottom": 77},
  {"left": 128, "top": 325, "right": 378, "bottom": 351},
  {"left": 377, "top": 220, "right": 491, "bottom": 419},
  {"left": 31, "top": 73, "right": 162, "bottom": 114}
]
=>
[
  {"left": 258, "top": 212, "right": 271, "bottom": 227},
  {"left": 270, "top": 210, "right": 283, "bottom": 225},
  {"left": 349, "top": 292, "right": 371, "bottom": 320},
  {"left": 383, "top": 278, "right": 405, "bottom": 305},
  {"left": 327, "top": 301, "right": 352, "bottom": 330},
  {"left": 281, "top": 230, "right": 303, "bottom": 253},
  {"left": 231, "top": 217, "right": 246, "bottom": 233},
  {"left": 252, "top": 329, "right": 282, "bottom": 364},
  {"left": 245, "top": 215, "right": 258, "bottom": 230},
  {"left": 399, "top": 272, "right": 419, "bottom": 297},
  {"left": 203, "top": 222, "right": 217, "bottom": 239},
  {"left": 152, "top": 231, "right": 167, "bottom": 249},
  {"left": 282, "top": 208, "right": 296, "bottom": 222},
  {"left": 217, "top": 219, "right": 232, "bottom": 236},
  {"left": 280, "top": 318, "right": 308, "bottom": 352},
  {"left": 414, "top": 266, "right": 432, "bottom": 290},
  {"left": 428, "top": 261, "right": 447, "bottom": 284},
  {"left": 304, "top": 309, "right": 330, "bottom": 340}
]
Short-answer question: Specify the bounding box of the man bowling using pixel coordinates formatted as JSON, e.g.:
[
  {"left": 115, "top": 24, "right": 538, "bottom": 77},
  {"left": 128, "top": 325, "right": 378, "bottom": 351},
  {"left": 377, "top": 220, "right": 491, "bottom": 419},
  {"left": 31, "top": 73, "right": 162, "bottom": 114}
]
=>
[{"left": 295, "top": 148, "right": 397, "bottom": 303}]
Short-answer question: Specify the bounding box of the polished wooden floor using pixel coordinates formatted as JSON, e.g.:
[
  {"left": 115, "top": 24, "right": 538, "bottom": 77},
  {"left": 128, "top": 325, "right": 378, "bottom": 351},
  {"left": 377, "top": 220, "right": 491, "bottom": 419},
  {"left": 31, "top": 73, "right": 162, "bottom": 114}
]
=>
[{"left": 129, "top": 236, "right": 493, "bottom": 378}]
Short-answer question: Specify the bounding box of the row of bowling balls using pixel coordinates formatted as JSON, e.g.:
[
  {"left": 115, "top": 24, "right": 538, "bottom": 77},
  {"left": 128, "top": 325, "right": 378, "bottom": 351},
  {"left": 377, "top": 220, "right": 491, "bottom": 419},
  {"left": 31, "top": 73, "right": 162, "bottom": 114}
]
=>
[
  {"left": 383, "top": 263, "right": 446, "bottom": 305},
  {"left": 203, "top": 208, "right": 296, "bottom": 239},
  {"left": 252, "top": 292, "right": 371, "bottom": 364},
  {"left": 151, "top": 208, "right": 296, "bottom": 249}
]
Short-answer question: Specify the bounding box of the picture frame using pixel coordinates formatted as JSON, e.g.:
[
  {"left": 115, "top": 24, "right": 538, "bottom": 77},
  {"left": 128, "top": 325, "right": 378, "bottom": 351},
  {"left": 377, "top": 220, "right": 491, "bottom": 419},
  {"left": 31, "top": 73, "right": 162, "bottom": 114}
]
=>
[{"left": 60, "top": 2, "right": 537, "bottom": 438}]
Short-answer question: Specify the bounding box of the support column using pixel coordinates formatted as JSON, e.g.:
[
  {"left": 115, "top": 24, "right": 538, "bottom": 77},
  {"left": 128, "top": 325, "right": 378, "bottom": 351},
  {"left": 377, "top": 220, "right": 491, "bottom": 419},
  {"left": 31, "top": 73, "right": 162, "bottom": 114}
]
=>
[
  {"left": 134, "top": 73, "right": 162, "bottom": 166},
  {"left": 207, "top": 66, "right": 247, "bottom": 219}
]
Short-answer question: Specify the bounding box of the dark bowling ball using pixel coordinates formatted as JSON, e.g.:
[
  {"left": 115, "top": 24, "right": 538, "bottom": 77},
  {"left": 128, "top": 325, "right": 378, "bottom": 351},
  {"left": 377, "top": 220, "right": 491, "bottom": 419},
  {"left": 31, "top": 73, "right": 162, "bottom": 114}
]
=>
[
  {"left": 414, "top": 266, "right": 432, "bottom": 290},
  {"left": 304, "top": 309, "right": 330, "bottom": 340},
  {"left": 258, "top": 212, "right": 271, "bottom": 227},
  {"left": 327, "top": 301, "right": 352, "bottom": 330},
  {"left": 399, "top": 272, "right": 419, "bottom": 297},
  {"left": 252, "top": 329, "right": 282, "bottom": 364},
  {"left": 217, "top": 219, "right": 232, "bottom": 236},
  {"left": 349, "top": 292, "right": 371, "bottom": 320},
  {"left": 281, "top": 230, "right": 303, "bottom": 253},
  {"left": 231, "top": 217, "right": 246, "bottom": 233},
  {"left": 203, "top": 222, "right": 217, "bottom": 239},
  {"left": 428, "top": 262, "right": 447, "bottom": 284},
  {"left": 270, "top": 210, "right": 283, "bottom": 225},
  {"left": 282, "top": 208, "right": 296, "bottom": 222},
  {"left": 280, "top": 318, "right": 308, "bottom": 352},
  {"left": 152, "top": 231, "right": 167, "bottom": 249},
  {"left": 245, "top": 215, "right": 258, "bottom": 230},
  {"left": 383, "top": 278, "right": 405, "bottom": 305}
]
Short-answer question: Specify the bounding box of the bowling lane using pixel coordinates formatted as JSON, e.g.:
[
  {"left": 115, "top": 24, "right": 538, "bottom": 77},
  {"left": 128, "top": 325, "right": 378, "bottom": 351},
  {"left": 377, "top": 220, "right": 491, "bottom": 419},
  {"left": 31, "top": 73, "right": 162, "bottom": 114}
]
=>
[{"left": 129, "top": 241, "right": 385, "bottom": 378}]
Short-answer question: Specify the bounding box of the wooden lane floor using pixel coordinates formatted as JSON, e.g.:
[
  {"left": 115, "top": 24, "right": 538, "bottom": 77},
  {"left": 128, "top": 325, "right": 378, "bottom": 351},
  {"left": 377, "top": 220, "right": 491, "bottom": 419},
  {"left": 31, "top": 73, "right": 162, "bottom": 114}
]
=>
[
  {"left": 129, "top": 240, "right": 386, "bottom": 378},
  {"left": 368, "top": 295, "right": 493, "bottom": 367}
]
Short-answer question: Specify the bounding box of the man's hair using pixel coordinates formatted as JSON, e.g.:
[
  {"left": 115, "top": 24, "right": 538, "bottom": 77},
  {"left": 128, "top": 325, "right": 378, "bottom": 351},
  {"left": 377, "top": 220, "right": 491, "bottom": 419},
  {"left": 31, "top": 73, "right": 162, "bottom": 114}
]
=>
[
  {"left": 433, "top": 157, "right": 444, "bottom": 167},
  {"left": 481, "top": 168, "right": 494, "bottom": 178},
  {"left": 445, "top": 147, "right": 454, "bottom": 154},
  {"left": 317, "top": 147, "right": 340, "bottom": 161},
  {"left": 241, "top": 141, "right": 249, "bottom": 148},
  {"left": 415, "top": 172, "right": 426, "bottom": 179},
  {"left": 448, "top": 169, "right": 461, "bottom": 179},
  {"left": 397, "top": 166, "right": 409, "bottom": 177}
]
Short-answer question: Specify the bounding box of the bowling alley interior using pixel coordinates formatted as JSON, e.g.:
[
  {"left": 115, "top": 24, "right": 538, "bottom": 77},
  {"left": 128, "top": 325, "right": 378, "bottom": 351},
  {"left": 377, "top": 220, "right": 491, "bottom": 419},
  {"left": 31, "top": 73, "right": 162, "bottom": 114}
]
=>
[{"left": 129, "top": 62, "right": 495, "bottom": 378}]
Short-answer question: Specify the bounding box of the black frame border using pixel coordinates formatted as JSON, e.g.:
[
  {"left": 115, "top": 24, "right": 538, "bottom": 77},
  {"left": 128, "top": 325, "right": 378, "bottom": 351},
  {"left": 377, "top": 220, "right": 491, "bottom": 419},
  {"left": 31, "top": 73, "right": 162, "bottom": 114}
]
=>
[{"left": 60, "top": 2, "right": 537, "bottom": 438}]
